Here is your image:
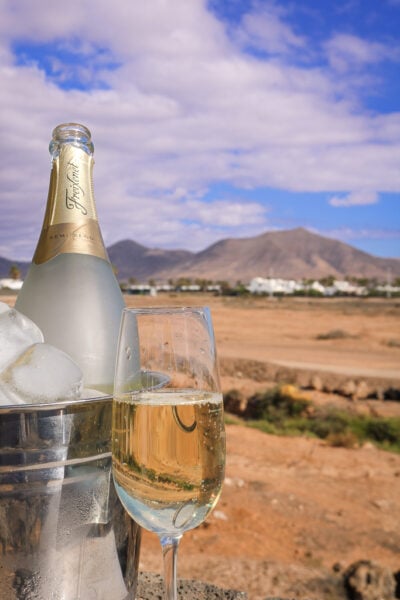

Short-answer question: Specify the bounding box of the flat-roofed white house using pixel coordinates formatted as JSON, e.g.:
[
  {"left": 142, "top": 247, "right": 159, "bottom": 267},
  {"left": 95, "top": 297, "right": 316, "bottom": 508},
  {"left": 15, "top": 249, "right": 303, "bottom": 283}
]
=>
[
  {"left": 0, "top": 278, "right": 23, "bottom": 291},
  {"left": 247, "top": 277, "right": 302, "bottom": 295}
]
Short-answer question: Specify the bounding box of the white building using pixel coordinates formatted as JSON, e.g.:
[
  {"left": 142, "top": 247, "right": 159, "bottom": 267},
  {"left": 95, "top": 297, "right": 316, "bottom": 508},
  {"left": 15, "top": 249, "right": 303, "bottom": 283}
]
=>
[
  {"left": 376, "top": 283, "right": 400, "bottom": 296},
  {"left": 247, "top": 277, "right": 370, "bottom": 296},
  {"left": 247, "top": 277, "right": 302, "bottom": 295},
  {"left": 324, "top": 280, "right": 367, "bottom": 296},
  {"left": 0, "top": 278, "right": 23, "bottom": 291}
]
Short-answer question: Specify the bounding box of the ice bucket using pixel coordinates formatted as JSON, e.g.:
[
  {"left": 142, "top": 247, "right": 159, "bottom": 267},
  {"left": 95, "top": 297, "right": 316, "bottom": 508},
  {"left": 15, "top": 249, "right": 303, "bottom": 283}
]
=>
[{"left": 0, "top": 396, "right": 141, "bottom": 600}]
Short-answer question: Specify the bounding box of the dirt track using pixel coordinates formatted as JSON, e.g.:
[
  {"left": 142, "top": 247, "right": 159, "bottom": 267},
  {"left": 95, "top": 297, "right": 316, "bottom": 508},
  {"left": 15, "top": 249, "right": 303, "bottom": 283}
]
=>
[{"left": 127, "top": 293, "right": 400, "bottom": 377}]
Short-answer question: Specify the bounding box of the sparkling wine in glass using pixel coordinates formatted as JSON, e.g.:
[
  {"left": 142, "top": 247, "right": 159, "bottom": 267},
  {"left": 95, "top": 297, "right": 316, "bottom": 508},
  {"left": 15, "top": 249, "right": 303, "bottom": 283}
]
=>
[{"left": 112, "top": 306, "right": 226, "bottom": 599}]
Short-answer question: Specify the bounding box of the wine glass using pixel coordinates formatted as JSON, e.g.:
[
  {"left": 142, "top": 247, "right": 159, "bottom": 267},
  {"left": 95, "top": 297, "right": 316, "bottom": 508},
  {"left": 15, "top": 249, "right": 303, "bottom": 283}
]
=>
[{"left": 112, "top": 306, "right": 226, "bottom": 599}]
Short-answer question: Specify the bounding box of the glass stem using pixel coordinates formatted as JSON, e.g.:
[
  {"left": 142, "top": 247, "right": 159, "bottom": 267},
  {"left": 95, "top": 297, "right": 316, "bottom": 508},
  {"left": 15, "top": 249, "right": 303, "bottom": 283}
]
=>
[{"left": 159, "top": 534, "right": 182, "bottom": 600}]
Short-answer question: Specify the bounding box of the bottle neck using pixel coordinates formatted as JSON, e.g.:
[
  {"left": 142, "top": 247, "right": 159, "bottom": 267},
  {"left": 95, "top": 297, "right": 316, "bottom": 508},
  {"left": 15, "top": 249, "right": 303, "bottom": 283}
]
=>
[{"left": 33, "top": 143, "right": 109, "bottom": 265}]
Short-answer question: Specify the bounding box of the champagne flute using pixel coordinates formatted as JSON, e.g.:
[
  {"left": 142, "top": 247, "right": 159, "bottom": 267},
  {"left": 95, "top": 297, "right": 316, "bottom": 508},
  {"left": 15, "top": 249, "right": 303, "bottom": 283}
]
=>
[{"left": 112, "top": 306, "right": 226, "bottom": 599}]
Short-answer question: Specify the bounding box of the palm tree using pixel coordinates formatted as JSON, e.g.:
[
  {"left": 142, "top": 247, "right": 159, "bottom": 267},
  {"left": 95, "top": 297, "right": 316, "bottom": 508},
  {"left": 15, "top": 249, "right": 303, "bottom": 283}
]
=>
[{"left": 9, "top": 264, "right": 21, "bottom": 280}]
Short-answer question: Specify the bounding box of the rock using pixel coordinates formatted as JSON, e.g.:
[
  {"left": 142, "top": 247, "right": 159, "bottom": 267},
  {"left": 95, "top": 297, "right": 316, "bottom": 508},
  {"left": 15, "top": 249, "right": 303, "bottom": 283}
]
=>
[
  {"left": 354, "top": 381, "right": 370, "bottom": 400},
  {"left": 339, "top": 380, "right": 357, "bottom": 398},
  {"left": 294, "top": 370, "right": 310, "bottom": 388},
  {"left": 371, "top": 499, "right": 390, "bottom": 511},
  {"left": 310, "top": 374, "right": 323, "bottom": 391},
  {"left": 376, "top": 387, "right": 385, "bottom": 401},
  {"left": 322, "top": 376, "right": 337, "bottom": 393},
  {"left": 213, "top": 510, "right": 228, "bottom": 521},
  {"left": 343, "top": 560, "right": 396, "bottom": 600},
  {"left": 394, "top": 570, "right": 400, "bottom": 599},
  {"left": 224, "top": 477, "right": 245, "bottom": 488},
  {"left": 362, "top": 442, "right": 375, "bottom": 450}
]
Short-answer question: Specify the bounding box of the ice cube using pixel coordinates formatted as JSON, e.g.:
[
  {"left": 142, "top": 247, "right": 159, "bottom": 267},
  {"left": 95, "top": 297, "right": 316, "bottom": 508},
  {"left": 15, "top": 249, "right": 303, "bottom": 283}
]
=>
[
  {"left": 0, "top": 343, "right": 83, "bottom": 405},
  {"left": 0, "top": 303, "right": 44, "bottom": 372},
  {"left": 0, "top": 385, "right": 25, "bottom": 406}
]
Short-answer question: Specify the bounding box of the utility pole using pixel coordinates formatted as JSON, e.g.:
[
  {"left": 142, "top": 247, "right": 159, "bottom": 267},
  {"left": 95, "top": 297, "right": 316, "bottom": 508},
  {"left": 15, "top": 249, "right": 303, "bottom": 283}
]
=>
[{"left": 386, "top": 268, "right": 392, "bottom": 298}]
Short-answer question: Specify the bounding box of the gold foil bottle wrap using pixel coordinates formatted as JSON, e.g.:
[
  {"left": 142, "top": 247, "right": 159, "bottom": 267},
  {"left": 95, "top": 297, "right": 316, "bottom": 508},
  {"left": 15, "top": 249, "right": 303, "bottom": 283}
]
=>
[
  {"left": 33, "top": 220, "right": 109, "bottom": 264},
  {"left": 33, "top": 144, "right": 109, "bottom": 264}
]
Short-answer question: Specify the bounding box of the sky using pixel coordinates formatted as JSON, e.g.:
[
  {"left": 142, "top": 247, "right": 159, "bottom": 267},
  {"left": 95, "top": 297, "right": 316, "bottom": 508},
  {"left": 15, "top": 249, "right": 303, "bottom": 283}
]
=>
[{"left": 0, "top": 0, "right": 399, "bottom": 262}]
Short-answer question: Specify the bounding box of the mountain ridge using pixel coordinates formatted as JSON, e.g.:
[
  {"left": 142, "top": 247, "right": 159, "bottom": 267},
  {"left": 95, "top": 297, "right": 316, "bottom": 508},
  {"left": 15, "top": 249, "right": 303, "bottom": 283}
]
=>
[{"left": 1, "top": 228, "right": 399, "bottom": 283}]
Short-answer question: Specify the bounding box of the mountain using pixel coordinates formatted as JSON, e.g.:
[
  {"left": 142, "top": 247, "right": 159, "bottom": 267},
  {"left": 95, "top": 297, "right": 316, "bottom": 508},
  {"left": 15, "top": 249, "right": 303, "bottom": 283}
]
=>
[
  {"left": 107, "top": 239, "right": 193, "bottom": 281},
  {"left": 1, "top": 228, "right": 399, "bottom": 283},
  {"left": 111, "top": 228, "right": 400, "bottom": 283}
]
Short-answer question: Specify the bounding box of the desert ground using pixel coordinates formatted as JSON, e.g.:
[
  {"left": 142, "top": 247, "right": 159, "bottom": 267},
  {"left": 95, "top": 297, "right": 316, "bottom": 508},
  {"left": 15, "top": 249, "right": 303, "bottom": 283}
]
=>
[
  {"left": 123, "top": 293, "right": 400, "bottom": 600},
  {"left": 3, "top": 292, "right": 400, "bottom": 599}
]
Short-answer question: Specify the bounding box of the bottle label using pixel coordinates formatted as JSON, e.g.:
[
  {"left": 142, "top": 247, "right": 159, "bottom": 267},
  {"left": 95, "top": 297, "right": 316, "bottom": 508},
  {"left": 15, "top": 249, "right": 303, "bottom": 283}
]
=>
[
  {"left": 33, "top": 145, "right": 109, "bottom": 264},
  {"left": 33, "top": 220, "right": 109, "bottom": 264}
]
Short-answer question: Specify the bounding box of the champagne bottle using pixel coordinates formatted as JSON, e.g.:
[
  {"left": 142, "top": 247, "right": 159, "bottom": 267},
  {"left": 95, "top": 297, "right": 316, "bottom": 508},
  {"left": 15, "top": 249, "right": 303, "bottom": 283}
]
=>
[{"left": 15, "top": 123, "right": 125, "bottom": 393}]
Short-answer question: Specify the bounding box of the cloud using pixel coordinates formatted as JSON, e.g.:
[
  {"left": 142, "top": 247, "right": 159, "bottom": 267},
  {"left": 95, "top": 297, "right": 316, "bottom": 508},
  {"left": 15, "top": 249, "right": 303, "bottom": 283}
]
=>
[
  {"left": 324, "top": 33, "right": 400, "bottom": 73},
  {"left": 323, "top": 226, "right": 400, "bottom": 242},
  {"left": 233, "top": 4, "right": 306, "bottom": 56},
  {"left": 0, "top": 0, "right": 399, "bottom": 260},
  {"left": 184, "top": 198, "right": 267, "bottom": 227},
  {"left": 97, "top": 188, "right": 270, "bottom": 252},
  {"left": 13, "top": 39, "right": 120, "bottom": 90},
  {"left": 329, "top": 190, "right": 379, "bottom": 207}
]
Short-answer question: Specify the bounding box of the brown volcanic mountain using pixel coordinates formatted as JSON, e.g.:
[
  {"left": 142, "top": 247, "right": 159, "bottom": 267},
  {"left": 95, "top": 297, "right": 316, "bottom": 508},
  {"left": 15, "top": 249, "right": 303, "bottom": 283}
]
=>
[
  {"left": 107, "top": 239, "right": 193, "bottom": 281},
  {"left": 107, "top": 228, "right": 400, "bottom": 283},
  {"left": 2, "top": 228, "right": 398, "bottom": 283}
]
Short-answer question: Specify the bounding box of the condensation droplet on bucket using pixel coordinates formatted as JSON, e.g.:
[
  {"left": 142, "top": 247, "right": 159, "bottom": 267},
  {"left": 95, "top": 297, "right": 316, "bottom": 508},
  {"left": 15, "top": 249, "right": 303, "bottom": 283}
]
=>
[{"left": 125, "top": 346, "right": 131, "bottom": 360}]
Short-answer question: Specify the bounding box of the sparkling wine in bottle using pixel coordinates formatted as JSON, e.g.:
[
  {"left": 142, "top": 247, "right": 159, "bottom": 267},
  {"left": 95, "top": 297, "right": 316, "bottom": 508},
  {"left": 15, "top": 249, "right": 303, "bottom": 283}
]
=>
[{"left": 15, "top": 123, "right": 125, "bottom": 393}]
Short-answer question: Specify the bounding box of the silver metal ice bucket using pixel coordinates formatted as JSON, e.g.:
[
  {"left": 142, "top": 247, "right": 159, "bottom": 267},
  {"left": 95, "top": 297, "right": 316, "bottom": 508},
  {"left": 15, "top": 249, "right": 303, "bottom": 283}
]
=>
[{"left": 0, "top": 396, "right": 141, "bottom": 600}]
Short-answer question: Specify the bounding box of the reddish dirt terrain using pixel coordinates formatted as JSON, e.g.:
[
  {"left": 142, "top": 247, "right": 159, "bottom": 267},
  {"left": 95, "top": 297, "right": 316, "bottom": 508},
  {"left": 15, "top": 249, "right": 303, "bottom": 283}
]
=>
[
  {"left": 3, "top": 293, "right": 400, "bottom": 598},
  {"left": 124, "top": 294, "right": 400, "bottom": 599}
]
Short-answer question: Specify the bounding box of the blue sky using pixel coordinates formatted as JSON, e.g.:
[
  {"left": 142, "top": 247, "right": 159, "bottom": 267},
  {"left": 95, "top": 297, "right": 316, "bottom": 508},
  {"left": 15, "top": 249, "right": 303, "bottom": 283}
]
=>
[{"left": 0, "top": 0, "right": 399, "bottom": 262}]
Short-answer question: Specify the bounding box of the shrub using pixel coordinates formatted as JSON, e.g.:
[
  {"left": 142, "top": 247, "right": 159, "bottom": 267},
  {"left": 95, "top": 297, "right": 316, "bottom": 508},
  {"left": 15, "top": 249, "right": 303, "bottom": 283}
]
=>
[
  {"left": 223, "top": 389, "right": 246, "bottom": 415},
  {"left": 316, "top": 329, "right": 353, "bottom": 340},
  {"left": 233, "top": 385, "right": 400, "bottom": 453},
  {"left": 326, "top": 431, "right": 359, "bottom": 449},
  {"left": 386, "top": 339, "right": 400, "bottom": 348},
  {"left": 308, "top": 409, "right": 351, "bottom": 438},
  {"left": 363, "top": 418, "right": 400, "bottom": 444},
  {"left": 244, "top": 413, "right": 400, "bottom": 452},
  {"left": 244, "top": 385, "right": 311, "bottom": 422}
]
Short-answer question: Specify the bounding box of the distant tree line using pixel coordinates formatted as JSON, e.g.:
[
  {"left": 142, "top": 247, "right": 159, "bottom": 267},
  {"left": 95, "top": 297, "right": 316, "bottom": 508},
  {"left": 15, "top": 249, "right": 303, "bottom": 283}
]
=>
[{"left": 122, "top": 274, "right": 400, "bottom": 298}]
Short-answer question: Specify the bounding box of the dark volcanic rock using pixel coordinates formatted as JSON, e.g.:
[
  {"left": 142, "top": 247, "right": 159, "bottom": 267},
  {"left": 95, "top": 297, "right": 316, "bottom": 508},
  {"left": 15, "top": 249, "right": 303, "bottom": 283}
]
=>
[{"left": 343, "top": 560, "right": 396, "bottom": 600}]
